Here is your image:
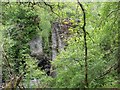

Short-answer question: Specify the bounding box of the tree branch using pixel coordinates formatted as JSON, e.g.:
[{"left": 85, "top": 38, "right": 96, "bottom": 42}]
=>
[
  {"left": 77, "top": 1, "right": 88, "bottom": 87},
  {"left": 94, "top": 63, "right": 118, "bottom": 80},
  {"left": 2, "top": 45, "right": 13, "bottom": 77},
  {"left": 42, "top": 1, "right": 59, "bottom": 17}
]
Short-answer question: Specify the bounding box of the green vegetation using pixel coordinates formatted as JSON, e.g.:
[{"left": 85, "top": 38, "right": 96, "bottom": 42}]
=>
[{"left": 1, "top": 1, "right": 119, "bottom": 88}]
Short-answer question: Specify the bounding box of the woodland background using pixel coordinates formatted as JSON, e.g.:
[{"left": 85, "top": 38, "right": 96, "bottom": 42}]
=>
[{"left": 0, "top": 1, "right": 120, "bottom": 88}]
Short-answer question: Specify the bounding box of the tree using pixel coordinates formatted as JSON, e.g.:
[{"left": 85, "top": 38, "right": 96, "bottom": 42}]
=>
[{"left": 1, "top": 1, "right": 119, "bottom": 88}]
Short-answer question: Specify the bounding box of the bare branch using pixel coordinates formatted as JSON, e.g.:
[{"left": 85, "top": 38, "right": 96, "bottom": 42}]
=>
[
  {"left": 77, "top": 1, "right": 88, "bottom": 87},
  {"left": 94, "top": 63, "right": 118, "bottom": 80},
  {"left": 42, "top": 1, "right": 59, "bottom": 16}
]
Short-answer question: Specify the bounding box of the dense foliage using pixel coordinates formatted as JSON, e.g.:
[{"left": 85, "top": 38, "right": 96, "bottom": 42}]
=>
[{"left": 1, "top": 1, "right": 119, "bottom": 88}]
